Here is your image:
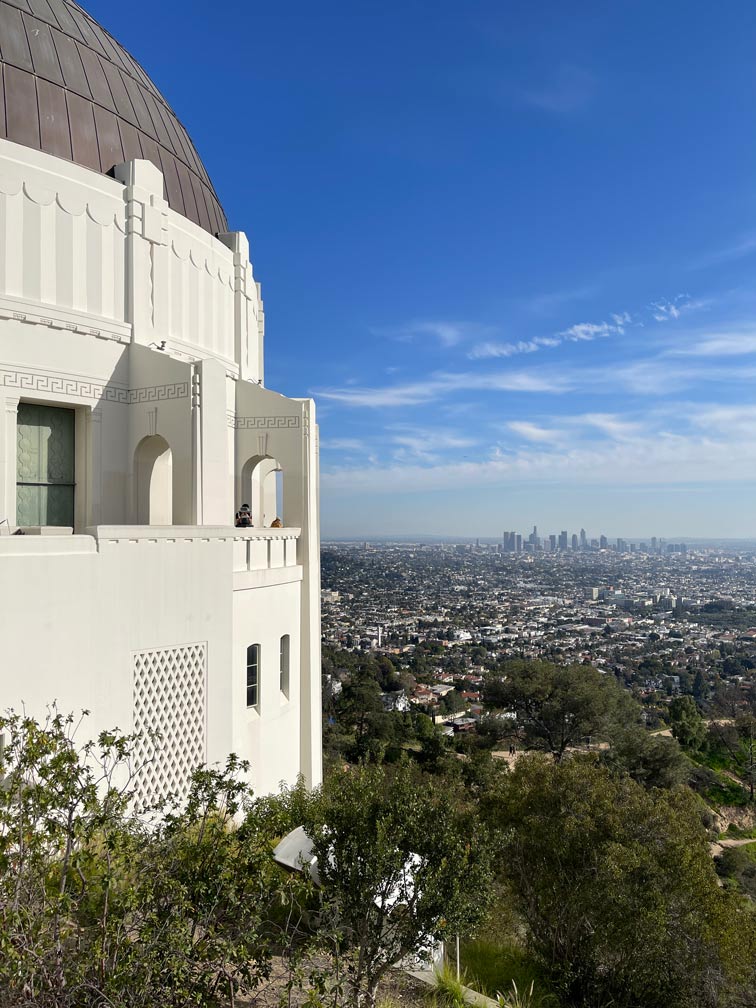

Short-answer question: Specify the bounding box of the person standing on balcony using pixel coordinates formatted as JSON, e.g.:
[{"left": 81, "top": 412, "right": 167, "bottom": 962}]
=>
[{"left": 235, "top": 505, "right": 253, "bottom": 528}]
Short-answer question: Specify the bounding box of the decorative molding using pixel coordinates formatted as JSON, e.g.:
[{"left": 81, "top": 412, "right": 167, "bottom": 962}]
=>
[
  {"left": 0, "top": 173, "right": 123, "bottom": 228},
  {"left": 0, "top": 368, "right": 189, "bottom": 406},
  {"left": 0, "top": 300, "right": 130, "bottom": 344},
  {"left": 191, "top": 366, "right": 201, "bottom": 409},
  {"left": 228, "top": 414, "right": 301, "bottom": 430},
  {"left": 129, "top": 382, "right": 189, "bottom": 404},
  {"left": 132, "top": 642, "right": 207, "bottom": 806}
]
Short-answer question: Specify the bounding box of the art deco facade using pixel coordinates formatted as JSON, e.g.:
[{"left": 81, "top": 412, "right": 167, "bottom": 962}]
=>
[{"left": 0, "top": 0, "right": 322, "bottom": 802}]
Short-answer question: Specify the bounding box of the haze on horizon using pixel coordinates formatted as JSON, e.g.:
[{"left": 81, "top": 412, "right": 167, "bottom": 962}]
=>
[{"left": 89, "top": 1, "right": 756, "bottom": 539}]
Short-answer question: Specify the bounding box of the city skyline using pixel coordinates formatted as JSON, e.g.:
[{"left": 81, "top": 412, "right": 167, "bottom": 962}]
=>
[{"left": 85, "top": 1, "right": 756, "bottom": 537}]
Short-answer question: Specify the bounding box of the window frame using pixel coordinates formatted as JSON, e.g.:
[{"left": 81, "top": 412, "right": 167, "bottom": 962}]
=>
[
  {"left": 246, "top": 643, "right": 260, "bottom": 708},
  {"left": 279, "top": 634, "right": 290, "bottom": 697}
]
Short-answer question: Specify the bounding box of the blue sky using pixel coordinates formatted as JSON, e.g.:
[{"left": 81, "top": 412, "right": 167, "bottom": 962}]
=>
[{"left": 89, "top": 1, "right": 756, "bottom": 538}]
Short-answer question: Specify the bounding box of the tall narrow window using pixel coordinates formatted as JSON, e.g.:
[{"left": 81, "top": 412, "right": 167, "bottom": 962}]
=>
[
  {"left": 16, "top": 403, "right": 75, "bottom": 526},
  {"left": 246, "top": 644, "right": 260, "bottom": 707},
  {"left": 280, "top": 634, "right": 290, "bottom": 696}
]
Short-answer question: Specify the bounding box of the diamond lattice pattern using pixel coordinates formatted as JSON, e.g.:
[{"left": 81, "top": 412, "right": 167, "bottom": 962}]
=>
[{"left": 133, "top": 643, "right": 207, "bottom": 807}]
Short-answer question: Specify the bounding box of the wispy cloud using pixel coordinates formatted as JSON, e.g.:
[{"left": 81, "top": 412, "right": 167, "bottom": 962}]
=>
[
  {"left": 691, "top": 234, "right": 756, "bottom": 270},
  {"left": 322, "top": 427, "right": 756, "bottom": 494},
  {"left": 325, "top": 437, "right": 367, "bottom": 452},
  {"left": 521, "top": 64, "right": 596, "bottom": 115},
  {"left": 507, "top": 421, "right": 564, "bottom": 443},
  {"left": 389, "top": 426, "right": 477, "bottom": 463},
  {"left": 575, "top": 413, "right": 643, "bottom": 441},
  {"left": 671, "top": 330, "right": 756, "bottom": 357},
  {"left": 314, "top": 368, "right": 570, "bottom": 408},
  {"left": 378, "top": 320, "right": 494, "bottom": 348},
  {"left": 649, "top": 294, "right": 707, "bottom": 322},
  {"left": 469, "top": 312, "right": 630, "bottom": 361},
  {"left": 690, "top": 404, "right": 756, "bottom": 436}
]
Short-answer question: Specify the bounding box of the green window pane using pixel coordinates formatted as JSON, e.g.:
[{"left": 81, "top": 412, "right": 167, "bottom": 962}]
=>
[{"left": 16, "top": 403, "right": 75, "bottom": 527}]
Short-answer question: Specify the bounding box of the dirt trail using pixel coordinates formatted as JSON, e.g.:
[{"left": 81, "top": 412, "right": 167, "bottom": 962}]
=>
[{"left": 709, "top": 837, "right": 755, "bottom": 858}]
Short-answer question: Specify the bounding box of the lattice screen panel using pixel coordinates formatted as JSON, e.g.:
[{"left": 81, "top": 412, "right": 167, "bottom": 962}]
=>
[{"left": 132, "top": 642, "right": 207, "bottom": 807}]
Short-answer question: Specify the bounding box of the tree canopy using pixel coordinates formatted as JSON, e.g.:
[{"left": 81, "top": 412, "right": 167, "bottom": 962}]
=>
[
  {"left": 481, "top": 754, "right": 756, "bottom": 1008},
  {"left": 484, "top": 660, "right": 638, "bottom": 760}
]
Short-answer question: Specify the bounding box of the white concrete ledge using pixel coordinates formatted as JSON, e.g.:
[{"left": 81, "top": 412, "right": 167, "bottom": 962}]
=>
[
  {"left": 88, "top": 525, "right": 237, "bottom": 542},
  {"left": 0, "top": 535, "right": 96, "bottom": 556},
  {"left": 87, "top": 525, "right": 301, "bottom": 542}
]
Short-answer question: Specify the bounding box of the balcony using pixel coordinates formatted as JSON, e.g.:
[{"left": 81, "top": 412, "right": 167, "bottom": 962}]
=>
[
  {"left": 0, "top": 526, "right": 303, "bottom": 590},
  {"left": 232, "top": 527, "right": 300, "bottom": 572}
]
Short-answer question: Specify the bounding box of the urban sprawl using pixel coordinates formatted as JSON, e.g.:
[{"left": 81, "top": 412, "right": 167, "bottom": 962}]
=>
[{"left": 321, "top": 536, "right": 756, "bottom": 730}]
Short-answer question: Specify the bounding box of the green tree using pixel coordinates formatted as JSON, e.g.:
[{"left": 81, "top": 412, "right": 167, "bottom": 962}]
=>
[
  {"left": 0, "top": 711, "right": 303, "bottom": 1008},
  {"left": 484, "top": 660, "right": 638, "bottom": 761},
  {"left": 482, "top": 754, "right": 756, "bottom": 1008},
  {"left": 603, "top": 725, "right": 690, "bottom": 789},
  {"left": 669, "top": 695, "right": 707, "bottom": 751},
  {"left": 693, "top": 668, "right": 711, "bottom": 703},
  {"left": 302, "top": 762, "right": 492, "bottom": 1008}
]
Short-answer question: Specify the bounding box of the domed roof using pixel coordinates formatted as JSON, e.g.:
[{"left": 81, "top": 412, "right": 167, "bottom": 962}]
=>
[{"left": 0, "top": 0, "right": 227, "bottom": 234}]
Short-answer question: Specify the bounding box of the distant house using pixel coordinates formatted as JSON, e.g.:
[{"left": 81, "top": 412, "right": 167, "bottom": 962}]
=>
[{"left": 381, "top": 690, "right": 410, "bottom": 712}]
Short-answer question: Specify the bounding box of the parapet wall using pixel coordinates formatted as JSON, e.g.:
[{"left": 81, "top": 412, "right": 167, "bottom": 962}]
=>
[{"left": 0, "top": 138, "right": 263, "bottom": 381}]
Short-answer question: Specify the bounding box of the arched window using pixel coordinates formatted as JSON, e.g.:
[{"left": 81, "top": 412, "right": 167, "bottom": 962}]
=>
[
  {"left": 134, "top": 435, "right": 173, "bottom": 525},
  {"left": 280, "top": 634, "right": 290, "bottom": 697},
  {"left": 239, "top": 455, "right": 284, "bottom": 527},
  {"left": 246, "top": 644, "right": 260, "bottom": 707}
]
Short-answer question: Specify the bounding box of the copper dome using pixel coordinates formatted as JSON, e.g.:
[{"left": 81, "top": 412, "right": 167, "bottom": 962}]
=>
[{"left": 0, "top": 0, "right": 227, "bottom": 234}]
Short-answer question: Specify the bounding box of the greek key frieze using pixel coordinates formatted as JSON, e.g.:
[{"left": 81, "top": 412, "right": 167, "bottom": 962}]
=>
[
  {"left": 128, "top": 382, "right": 189, "bottom": 403},
  {"left": 0, "top": 369, "right": 188, "bottom": 405},
  {"left": 229, "top": 415, "right": 301, "bottom": 430}
]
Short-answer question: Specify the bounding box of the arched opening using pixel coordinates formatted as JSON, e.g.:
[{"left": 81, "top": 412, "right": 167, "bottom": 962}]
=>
[
  {"left": 239, "top": 454, "right": 284, "bottom": 527},
  {"left": 134, "top": 435, "right": 173, "bottom": 525}
]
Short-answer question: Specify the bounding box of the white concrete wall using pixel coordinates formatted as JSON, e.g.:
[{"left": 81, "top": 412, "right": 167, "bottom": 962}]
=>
[
  {"left": 0, "top": 527, "right": 306, "bottom": 798},
  {"left": 0, "top": 139, "right": 321, "bottom": 799},
  {"left": 232, "top": 576, "right": 303, "bottom": 794}
]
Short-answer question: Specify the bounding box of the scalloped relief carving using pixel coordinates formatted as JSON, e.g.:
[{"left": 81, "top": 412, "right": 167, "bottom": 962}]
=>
[
  {"left": 55, "top": 191, "right": 87, "bottom": 217},
  {"left": 0, "top": 171, "right": 22, "bottom": 196},
  {"left": 171, "top": 235, "right": 191, "bottom": 261},
  {"left": 23, "top": 181, "right": 56, "bottom": 206},
  {"left": 86, "top": 202, "right": 116, "bottom": 226}
]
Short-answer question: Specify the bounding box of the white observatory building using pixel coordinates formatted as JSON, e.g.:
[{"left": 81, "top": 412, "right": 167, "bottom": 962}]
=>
[{"left": 0, "top": 0, "right": 321, "bottom": 801}]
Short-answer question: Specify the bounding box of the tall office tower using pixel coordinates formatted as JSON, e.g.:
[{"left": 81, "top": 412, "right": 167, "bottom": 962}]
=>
[
  {"left": 580, "top": 527, "right": 587, "bottom": 548},
  {"left": 617, "top": 538, "right": 627, "bottom": 551},
  {"left": 529, "top": 525, "right": 538, "bottom": 546},
  {"left": 0, "top": 0, "right": 322, "bottom": 802},
  {"left": 515, "top": 534, "right": 523, "bottom": 552},
  {"left": 571, "top": 533, "right": 579, "bottom": 550},
  {"left": 600, "top": 535, "right": 608, "bottom": 549},
  {"left": 549, "top": 533, "right": 557, "bottom": 550},
  {"left": 651, "top": 536, "right": 658, "bottom": 552},
  {"left": 558, "top": 530, "right": 568, "bottom": 550}
]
